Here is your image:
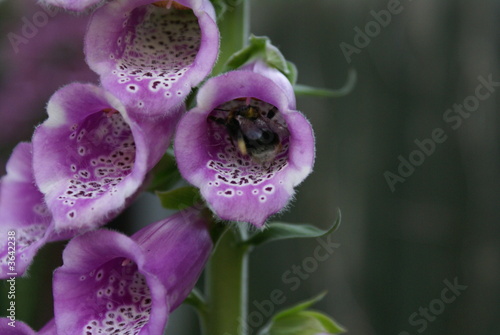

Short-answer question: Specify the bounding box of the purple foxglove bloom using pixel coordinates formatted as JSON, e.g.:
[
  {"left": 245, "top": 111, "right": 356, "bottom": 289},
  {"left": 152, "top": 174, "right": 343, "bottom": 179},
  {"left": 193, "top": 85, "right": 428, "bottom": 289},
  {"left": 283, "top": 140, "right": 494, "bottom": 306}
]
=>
[
  {"left": 0, "top": 143, "right": 73, "bottom": 279},
  {"left": 53, "top": 207, "right": 212, "bottom": 335},
  {"left": 32, "top": 83, "right": 181, "bottom": 232},
  {"left": 85, "top": 0, "right": 219, "bottom": 116},
  {"left": 0, "top": 318, "right": 56, "bottom": 335},
  {"left": 174, "top": 63, "right": 315, "bottom": 227}
]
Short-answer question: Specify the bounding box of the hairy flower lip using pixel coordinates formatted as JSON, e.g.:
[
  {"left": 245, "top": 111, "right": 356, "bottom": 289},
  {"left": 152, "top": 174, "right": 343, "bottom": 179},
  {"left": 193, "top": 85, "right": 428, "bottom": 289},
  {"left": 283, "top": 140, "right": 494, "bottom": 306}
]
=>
[
  {"left": 238, "top": 60, "right": 297, "bottom": 110},
  {"left": 0, "top": 143, "right": 75, "bottom": 279},
  {"left": 85, "top": 0, "right": 219, "bottom": 116},
  {"left": 32, "top": 83, "right": 180, "bottom": 232},
  {"left": 54, "top": 230, "right": 169, "bottom": 335},
  {"left": 175, "top": 69, "right": 315, "bottom": 227},
  {"left": 53, "top": 208, "right": 212, "bottom": 335}
]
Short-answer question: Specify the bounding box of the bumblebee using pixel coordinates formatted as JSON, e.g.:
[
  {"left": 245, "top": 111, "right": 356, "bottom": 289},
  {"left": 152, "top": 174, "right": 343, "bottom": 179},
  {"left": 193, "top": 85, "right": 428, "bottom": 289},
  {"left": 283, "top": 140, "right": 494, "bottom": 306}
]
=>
[{"left": 209, "top": 104, "right": 288, "bottom": 164}]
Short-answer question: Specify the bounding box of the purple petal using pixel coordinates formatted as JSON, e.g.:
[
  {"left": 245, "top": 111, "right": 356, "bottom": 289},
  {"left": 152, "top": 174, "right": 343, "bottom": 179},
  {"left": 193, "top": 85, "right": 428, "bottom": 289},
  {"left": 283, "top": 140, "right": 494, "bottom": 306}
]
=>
[
  {"left": 38, "top": 319, "right": 57, "bottom": 335},
  {"left": 0, "top": 318, "right": 55, "bottom": 335},
  {"left": 0, "top": 143, "right": 71, "bottom": 279},
  {"left": 54, "top": 230, "right": 167, "bottom": 335},
  {"left": 175, "top": 70, "right": 315, "bottom": 227},
  {"left": 85, "top": 0, "right": 219, "bottom": 116},
  {"left": 32, "top": 83, "right": 179, "bottom": 232},
  {"left": 53, "top": 208, "right": 211, "bottom": 334},
  {"left": 0, "top": 318, "right": 36, "bottom": 335},
  {"left": 132, "top": 207, "right": 212, "bottom": 310},
  {"left": 239, "top": 60, "right": 297, "bottom": 110}
]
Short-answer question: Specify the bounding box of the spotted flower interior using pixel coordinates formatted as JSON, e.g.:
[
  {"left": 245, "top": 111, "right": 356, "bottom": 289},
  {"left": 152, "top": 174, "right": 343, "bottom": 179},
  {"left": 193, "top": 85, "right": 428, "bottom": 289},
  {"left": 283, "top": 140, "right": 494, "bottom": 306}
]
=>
[
  {"left": 205, "top": 99, "right": 290, "bottom": 204},
  {"left": 110, "top": 4, "right": 201, "bottom": 102},
  {"left": 79, "top": 258, "right": 152, "bottom": 335},
  {"left": 0, "top": 224, "right": 47, "bottom": 276},
  {"left": 58, "top": 111, "right": 135, "bottom": 221}
]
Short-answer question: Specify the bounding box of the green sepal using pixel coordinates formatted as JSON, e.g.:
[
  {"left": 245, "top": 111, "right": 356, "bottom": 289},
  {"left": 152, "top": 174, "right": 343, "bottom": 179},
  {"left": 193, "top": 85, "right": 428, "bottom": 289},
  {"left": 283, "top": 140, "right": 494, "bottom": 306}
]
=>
[
  {"left": 156, "top": 186, "right": 201, "bottom": 210},
  {"left": 241, "top": 209, "right": 341, "bottom": 247},
  {"left": 223, "top": 35, "right": 297, "bottom": 85},
  {"left": 147, "top": 151, "right": 182, "bottom": 192},
  {"left": 294, "top": 68, "right": 357, "bottom": 98},
  {"left": 285, "top": 61, "right": 298, "bottom": 86},
  {"left": 258, "top": 292, "right": 346, "bottom": 335}
]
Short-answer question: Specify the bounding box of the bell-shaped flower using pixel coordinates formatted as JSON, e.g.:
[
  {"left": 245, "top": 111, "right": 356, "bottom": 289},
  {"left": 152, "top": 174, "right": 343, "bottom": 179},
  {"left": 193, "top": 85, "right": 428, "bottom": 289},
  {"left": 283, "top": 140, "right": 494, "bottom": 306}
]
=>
[
  {"left": 85, "top": 0, "right": 219, "bottom": 116},
  {"left": 0, "top": 143, "right": 73, "bottom": 279},
  {"left": 32, "top": 82, "right": 181, "bottom": 232},
  {"left": 174, "top": 62, "right": 315, "bottom": 227},
  {"left": 0, "top": 318, "right": 56, "bottom": 335},
  {"left": 52, "top": 207, "right": 212, "bottom": 335}
]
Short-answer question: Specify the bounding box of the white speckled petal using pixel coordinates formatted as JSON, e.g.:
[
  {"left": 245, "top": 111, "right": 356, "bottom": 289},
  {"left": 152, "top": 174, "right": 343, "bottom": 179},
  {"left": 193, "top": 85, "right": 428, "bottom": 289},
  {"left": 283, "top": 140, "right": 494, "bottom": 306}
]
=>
[
  {"left": 85, "top": 0, "right": 219, "bottom": 116},
  {"left": 175, "top": 68, "right": 315, "bottom": 227},
  {"left": 53, "top": 208, "right": 212, "bottom": 335},
  {"left": 32, "top": 83, "right": 180, "bottom": 231},
  {"left": 0, "top": 143, "right": 73, "bottom": 279}
]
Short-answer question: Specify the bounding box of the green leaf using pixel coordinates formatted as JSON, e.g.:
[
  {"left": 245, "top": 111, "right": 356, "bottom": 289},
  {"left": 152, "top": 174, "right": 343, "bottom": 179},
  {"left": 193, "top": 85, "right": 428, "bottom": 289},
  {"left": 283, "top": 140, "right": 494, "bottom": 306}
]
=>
[
  {"left": 294, "top": 68, "right": 357, "bottom": 98},
  {"left": 274, "top": 292, "right": 327, "bottom": 318},
  {"left": 223, "top": 35, "right": 297, "bottom": 84},
  {"left": 303, "top": 311, "right": 346, "bottom": 334},
  {"left": 242, "top": 209, "right": 341, "bottom": 247},
  {"left": 147, "top": 152, "right": 182, "bottom": 192},
  {"left": 156, "top": 186, "right": 201, "bottom": 210},
  {"left": 183, "top": 287, "right": 207, "bottom": 313},
  {"left": 258, "top": 293, "right": 346, "bottom": 335}
]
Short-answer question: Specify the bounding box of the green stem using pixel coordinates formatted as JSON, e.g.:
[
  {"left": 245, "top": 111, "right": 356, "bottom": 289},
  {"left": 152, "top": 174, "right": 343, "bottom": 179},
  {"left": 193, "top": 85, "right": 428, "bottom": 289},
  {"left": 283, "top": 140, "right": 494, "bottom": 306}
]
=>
[
  {"left": 204, "top": 227, "right": 249, "bottom": 335},
  {"left": 211, "top": 0, "right": 250, "bottom": 76},
  {"left": 202, "top": 2, "right": 250, "bottom": 334}
]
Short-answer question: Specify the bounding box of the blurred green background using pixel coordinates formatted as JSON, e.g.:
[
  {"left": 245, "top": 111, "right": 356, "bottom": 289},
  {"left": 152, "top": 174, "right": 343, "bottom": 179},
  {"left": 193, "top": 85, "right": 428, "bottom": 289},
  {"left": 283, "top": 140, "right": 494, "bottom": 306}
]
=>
[{"left": 1, "top": 0, "right": 499, "bottom": 334}]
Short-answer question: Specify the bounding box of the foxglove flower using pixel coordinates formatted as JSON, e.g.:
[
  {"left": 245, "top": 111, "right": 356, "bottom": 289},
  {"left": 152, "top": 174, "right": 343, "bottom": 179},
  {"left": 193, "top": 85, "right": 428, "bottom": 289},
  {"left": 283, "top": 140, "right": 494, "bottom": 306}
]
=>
[
  {"left": 85, "top": 0, "right": 219, "bottom": 116},
  {"left": 53, "top": 207, "right": 212, "bottom": 335},
  {"left": 32, "top": 83, "right": 180, "bottom": 231},
  {"left": 175, "top": 62, "right": 315, "bottom": 227},
  {"left": 0, "top": 318, "right": 56, "bottom": 335},
  {"left": 0, "top": 143, "right": 73, "bottom": 279}
]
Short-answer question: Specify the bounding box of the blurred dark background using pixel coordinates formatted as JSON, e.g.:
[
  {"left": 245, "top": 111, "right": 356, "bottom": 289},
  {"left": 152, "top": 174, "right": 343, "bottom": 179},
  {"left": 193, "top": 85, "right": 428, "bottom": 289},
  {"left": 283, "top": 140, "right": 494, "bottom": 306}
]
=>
[{"left": 1, "top": 0, "right": 499, "bottom": 334}]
